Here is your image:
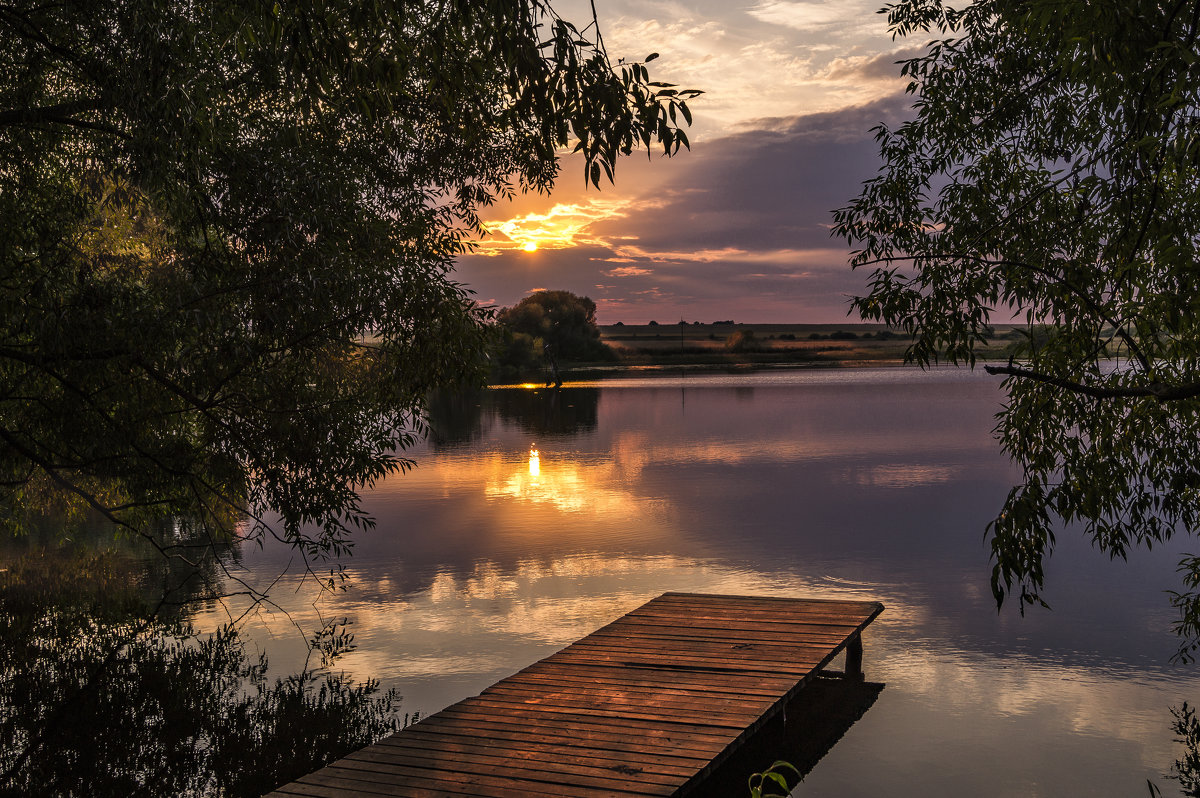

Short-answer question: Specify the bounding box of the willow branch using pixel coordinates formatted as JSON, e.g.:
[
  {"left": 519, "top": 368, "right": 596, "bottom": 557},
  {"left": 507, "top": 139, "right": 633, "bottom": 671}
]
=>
[{"left": 983, "top": 363, "right": 1200, "bottom": 402}]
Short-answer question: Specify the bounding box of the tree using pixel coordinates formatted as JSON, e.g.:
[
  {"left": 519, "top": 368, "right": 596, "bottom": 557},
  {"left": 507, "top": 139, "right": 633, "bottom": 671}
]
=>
[
  {"left": 0, "top": 1, "right": 697, "bottom": 565},
  {"left": 0, "top": 545, "right": 401, "bottom": 796},
  {"left": 725, "top": 329, "right": 763, "bottom": 353},
  {"left": 495, "top": 290, "right": 615, "bottom": 384},
  {"left": 834, "top": 0, "right": 1200, "bottom": 658}
]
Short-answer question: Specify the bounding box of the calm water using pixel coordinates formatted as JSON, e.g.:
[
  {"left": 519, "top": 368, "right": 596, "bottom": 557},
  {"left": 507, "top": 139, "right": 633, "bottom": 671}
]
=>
[{"left": 199, "top": 367, "right": 1200, "bottom": 796}]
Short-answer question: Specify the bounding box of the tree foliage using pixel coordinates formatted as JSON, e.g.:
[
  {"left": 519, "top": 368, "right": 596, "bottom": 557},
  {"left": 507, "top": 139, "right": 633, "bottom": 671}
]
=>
[
  {"left": 0, "top": 546, "right": 400, "bottom": 797},
  {"left": 494, "top": 290, "right": 615, "bottom": 382},
  {"left": 0, "top": 1, "right": 696, "bottom": 563},
  {"left": 834, "top": 0, "right": 1200, "bottom": 656}
]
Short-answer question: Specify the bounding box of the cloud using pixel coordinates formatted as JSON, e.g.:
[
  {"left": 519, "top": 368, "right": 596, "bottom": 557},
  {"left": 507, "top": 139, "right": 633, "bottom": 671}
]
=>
[
  {"left": 474, "top": 199, "right": 635, "bottom": 254},
  {"left": 820, "top": 46, "right": 926, "bottom": 83},
  {"left": 748, "top": 0, "right": 859, "bottom": 30},
  {"left": 454, "top": 93, "right": 913, "bottom": 323},
  {"left": 593, "top": 0, "right": 904, "bottom": 137},
  {"left": 607, "top": 266, "right": 653, "bottom": 277}
]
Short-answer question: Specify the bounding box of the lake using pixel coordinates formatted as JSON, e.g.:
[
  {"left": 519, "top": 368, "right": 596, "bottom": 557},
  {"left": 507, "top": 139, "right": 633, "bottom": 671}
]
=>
[{"left": 200, "top": 367, "right": 1200, "bottom": 796}]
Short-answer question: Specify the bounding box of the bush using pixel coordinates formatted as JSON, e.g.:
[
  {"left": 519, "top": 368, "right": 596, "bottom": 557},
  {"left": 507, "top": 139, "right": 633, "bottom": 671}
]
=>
[{"left": 725, "top": 330, "right": 764, "bottom": 353}]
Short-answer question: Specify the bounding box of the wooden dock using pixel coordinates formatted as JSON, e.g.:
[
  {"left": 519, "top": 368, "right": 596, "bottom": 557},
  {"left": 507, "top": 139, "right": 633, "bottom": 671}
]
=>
[{"left": 266, "top": 592, "right": 884, "bottom": 797}]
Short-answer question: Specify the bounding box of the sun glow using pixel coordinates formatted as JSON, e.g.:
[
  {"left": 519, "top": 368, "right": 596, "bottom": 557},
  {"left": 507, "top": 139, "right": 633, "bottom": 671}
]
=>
[{"left": 474, "top": 200, "right": 632, "bottom": 254}]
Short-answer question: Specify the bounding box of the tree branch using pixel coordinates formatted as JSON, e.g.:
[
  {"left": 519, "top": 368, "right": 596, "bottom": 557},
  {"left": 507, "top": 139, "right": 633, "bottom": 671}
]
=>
[
  {"left": 0, "top": 99, "right": 102, "bottom": 126},
  {"left": 983, "top": 363, "right": 1200, "bottom": 402}
]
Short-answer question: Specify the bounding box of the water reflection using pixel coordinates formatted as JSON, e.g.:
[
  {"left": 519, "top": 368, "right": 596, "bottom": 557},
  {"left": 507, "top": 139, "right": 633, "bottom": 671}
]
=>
[
  {"left": 695, "top": 677, "right": 885, "bottom": 798},
  {"left": 428, "top": 387, "right": 602, "bottom": 449},
  {"left": 207, "top": 369, "right": 1200, "bottom": 797},
  {"left": 0, "top": 540, "right": 399, "bottom": 797},
  {"left": 493, "top": 386, "right": 600, "bottom": 437}
]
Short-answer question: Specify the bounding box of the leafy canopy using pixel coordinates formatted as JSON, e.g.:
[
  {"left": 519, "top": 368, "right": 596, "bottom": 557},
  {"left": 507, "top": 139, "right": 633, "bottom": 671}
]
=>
[
  {"left": 834, "top": 0, "right": 1200, "bottom": 657},
  {"left": 499, "top": 290, "right": 612, "bottom": 359},
  {"left": 0, "top": 1, "right": 697, "bottom": 564},
  {"left": 492, "top": 290, "right": 614, "bottom": 385},
  {"left": 0, "top": 545, "right": 400, "bottom": 796}
]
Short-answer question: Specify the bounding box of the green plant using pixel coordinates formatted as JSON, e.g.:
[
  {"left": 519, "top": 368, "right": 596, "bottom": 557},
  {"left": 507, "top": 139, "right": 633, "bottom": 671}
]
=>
[{"left": 748, "top": 760, "right": 801, "bottom": 797}]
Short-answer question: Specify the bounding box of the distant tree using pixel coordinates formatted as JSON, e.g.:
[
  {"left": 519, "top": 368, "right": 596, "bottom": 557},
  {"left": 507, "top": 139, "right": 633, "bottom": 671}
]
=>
[
  {"left": 495, "top": 290, "right": 616, "bottom": 383},
  {"left": 725, "top": 330, "right": 764, "bottom": 353},
  {"left": 648, "top": 320, "right": 660, "bottom": 326},
  {"left": 834, "top": 0, "right": 1200, "bottom": 658}
]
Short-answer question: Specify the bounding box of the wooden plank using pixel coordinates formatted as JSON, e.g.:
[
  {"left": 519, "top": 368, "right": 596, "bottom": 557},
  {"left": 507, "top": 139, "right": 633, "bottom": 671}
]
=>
[
  {"left": 423, "top": 702, "right": 737, "bottom": 749},
  {"left": 517, "top": 661, "right": 801, "bottom": 693},
  {"left": 264, "top": 593, "right": 884, "bottom": 798},
  {"left": 544, "top": 651, "right": 828, "bottom": 676},
  {"left": 602, "top": 615, "right": 867, "bottom": 638},
  {"left": 342, "top": 744, "right": 686, "bottom": 790},
  {"left": 493, "top": 669, "right": 795, "bottom": 698},
  {"left": 558, "top": 636, "right": 847, "bottom": 661},
  {"left": 299, "top": 762, "right": 658, "bottom": 798},
  {"left": 380, "top": 730, "right": 710, "bottom": 772}
]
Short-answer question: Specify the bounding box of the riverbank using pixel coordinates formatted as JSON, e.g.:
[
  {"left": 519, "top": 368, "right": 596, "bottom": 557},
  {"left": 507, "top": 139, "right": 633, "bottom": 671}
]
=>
[
  {"left": 492, "top": 322, "right": 1024, "bottom": 385},
  {"left": 601, "top": 321, "right": 1025, "bottom": 364}
]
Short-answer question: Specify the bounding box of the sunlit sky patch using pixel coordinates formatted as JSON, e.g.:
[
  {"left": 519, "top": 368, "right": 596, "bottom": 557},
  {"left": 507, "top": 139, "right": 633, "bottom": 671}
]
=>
[{"left": 457, "top": 1, "right": 919, "bottom": 323}]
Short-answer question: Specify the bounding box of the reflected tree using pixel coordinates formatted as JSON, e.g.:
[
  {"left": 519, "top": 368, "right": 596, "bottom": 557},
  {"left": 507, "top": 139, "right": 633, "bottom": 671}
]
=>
[
  {"left": 0, "top": 545, "right": 399, "bottom": 797},
  {"left": 425, "top": 387, "right": 602, "bottom": 446},
  {"left": 424, "top": 389, "right": 491, "bottom": 450},
  {"left": 493, "top": 387, "right": 602, "bottom": 438},
  {"left": 1164, "top": 702, "right": 1200, "bottom": 797},
  {"left": 425, "top": 387, "right": 603, "bottom": 448}
]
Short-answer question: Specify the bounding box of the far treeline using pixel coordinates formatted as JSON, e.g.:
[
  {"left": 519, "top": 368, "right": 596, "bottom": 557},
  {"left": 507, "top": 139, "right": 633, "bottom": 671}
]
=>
[{"left": 488, "top": 289, "right": 1045, "bottom": 382}]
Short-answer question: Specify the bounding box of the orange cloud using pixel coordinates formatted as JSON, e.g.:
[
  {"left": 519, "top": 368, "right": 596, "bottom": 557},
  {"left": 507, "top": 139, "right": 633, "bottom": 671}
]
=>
[
  {"left": 607, "top": 266, "right": 653, "bottom": 277},
  {"left": 474, "top": 199, "right": 630, "bottom": 254}
]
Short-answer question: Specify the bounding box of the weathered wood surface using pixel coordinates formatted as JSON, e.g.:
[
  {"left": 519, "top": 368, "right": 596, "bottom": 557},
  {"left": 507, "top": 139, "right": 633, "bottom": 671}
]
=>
[{"left": 265, "top": 592, "right": 884, "bottom": 797}]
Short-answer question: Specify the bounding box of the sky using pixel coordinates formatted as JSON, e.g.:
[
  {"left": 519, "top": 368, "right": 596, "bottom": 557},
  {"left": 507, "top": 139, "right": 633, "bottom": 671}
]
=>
[{"left": 454, "top": 0, "right": 923, "bottom": 324}]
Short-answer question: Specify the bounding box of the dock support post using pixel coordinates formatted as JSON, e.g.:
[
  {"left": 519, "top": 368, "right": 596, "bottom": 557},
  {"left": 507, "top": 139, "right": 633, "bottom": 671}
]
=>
[{"left": 845, "top": 634, "right": 863, "bottom": 679}]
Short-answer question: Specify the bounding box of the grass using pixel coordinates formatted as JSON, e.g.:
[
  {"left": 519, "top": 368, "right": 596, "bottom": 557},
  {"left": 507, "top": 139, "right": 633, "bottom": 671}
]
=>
[{"left": 597, "top": 322, "right": 1025, "bottom": 368}]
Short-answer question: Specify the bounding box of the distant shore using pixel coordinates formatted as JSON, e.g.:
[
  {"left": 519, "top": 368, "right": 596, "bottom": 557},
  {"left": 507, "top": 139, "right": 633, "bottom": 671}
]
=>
[{"left": 491, "top": 322, "right": 1025, "bottom": 386}]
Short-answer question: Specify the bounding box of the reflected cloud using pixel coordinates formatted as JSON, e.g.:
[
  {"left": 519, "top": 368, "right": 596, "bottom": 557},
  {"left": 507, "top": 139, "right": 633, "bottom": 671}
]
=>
[
  {"left": 876, "top": 647, "right": 1182, "bottom": 763},
  {"left": 201, "top": 373, "right": 1198, "bottom": 796},
  {"left": 202, "top": 546, "right": 1198, "bottom": 783},
  {"left": 852, "top": 464, "right": 957, "bottom": 488}
]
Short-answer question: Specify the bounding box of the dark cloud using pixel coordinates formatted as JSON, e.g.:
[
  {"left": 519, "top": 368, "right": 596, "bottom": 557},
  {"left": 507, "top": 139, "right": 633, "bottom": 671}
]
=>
[
  {"left": 823, "top": 46, "right": 927, "bottom": 82},
  {"left": 456, "top": 92, "right": 914, "bottom": 323}
]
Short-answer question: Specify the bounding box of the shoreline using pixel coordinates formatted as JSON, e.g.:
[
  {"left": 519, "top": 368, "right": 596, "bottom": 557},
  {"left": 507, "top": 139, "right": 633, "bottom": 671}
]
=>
[{"left": 488, "top": 357, "right": 926, "bottom": 388}]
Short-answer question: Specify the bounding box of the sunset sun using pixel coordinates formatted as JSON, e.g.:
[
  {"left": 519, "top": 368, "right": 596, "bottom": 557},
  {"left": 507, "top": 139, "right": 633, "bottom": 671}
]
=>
[{"left": 521, "top": 241, "right": 538, "bottom": 252}]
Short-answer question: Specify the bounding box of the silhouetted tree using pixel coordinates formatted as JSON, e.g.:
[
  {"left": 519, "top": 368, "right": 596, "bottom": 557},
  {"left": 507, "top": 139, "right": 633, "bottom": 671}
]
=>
[
  {"left": 494, "top": 290, "right": 616, "bottom": 384},
  {"left": 835, "top": 0, "right": 1200, "bottom": 659}
]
